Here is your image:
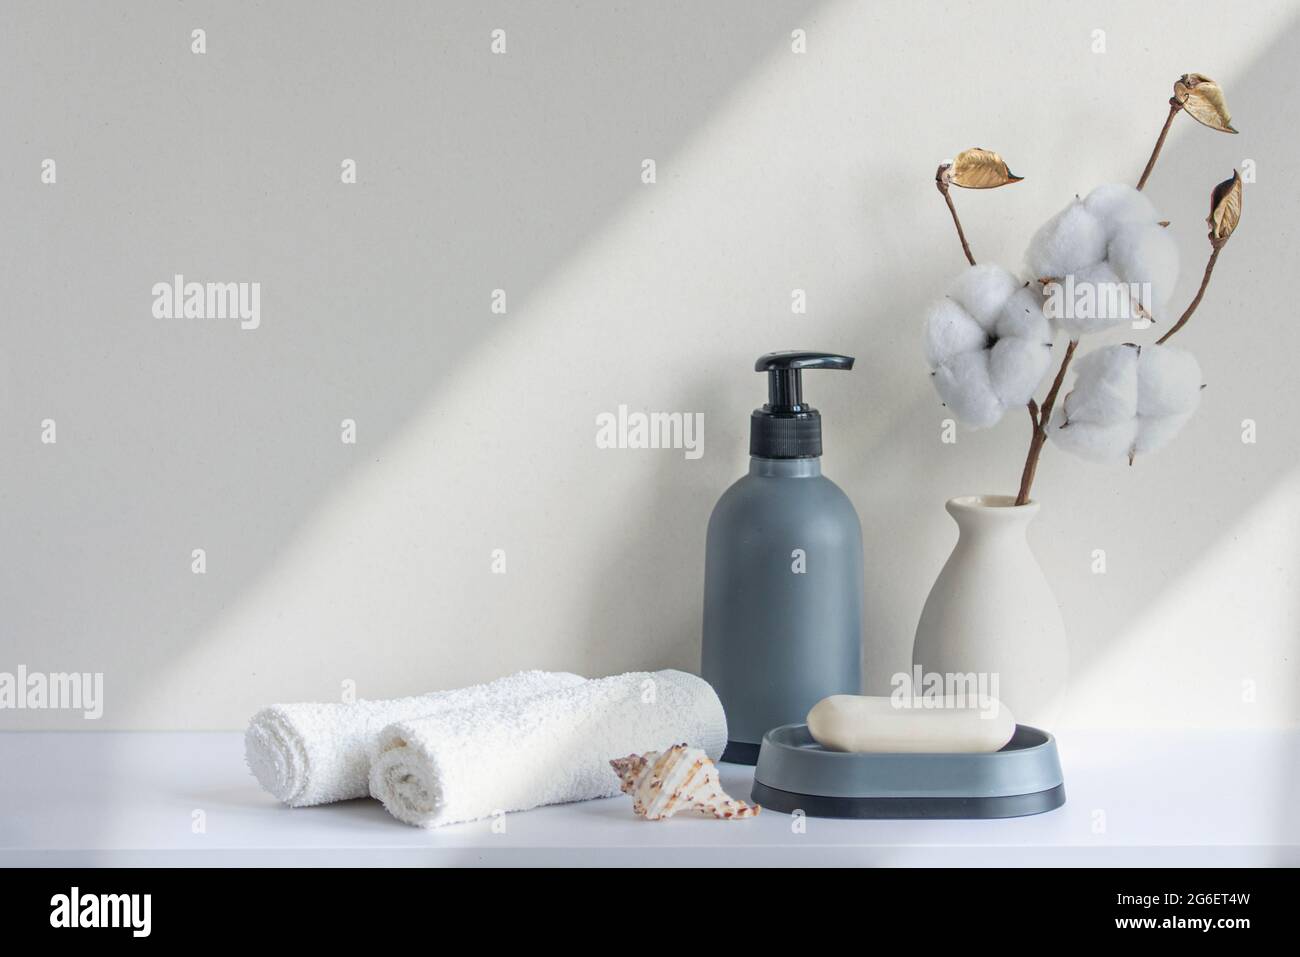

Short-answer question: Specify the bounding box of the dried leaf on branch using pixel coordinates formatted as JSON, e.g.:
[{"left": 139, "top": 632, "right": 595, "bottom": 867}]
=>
[
  {"left": 1207, "top": 171, "right": 1243, "bottom": 244},
  {"left": 1173, "top": 73, "right": 1238, "bottom": 134},
  {"left": 946, "top": 148, "right": 1024, "bottom": 189}
]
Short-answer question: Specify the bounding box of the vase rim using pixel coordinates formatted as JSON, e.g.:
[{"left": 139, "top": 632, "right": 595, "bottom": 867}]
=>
[{"left": 946, "top": 494, "right": 1040, "bottom": 514}]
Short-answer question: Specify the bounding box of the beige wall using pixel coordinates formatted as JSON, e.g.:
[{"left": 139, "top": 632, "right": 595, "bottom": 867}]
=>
[{"left": 3, "top": 0, "right": 1297, "bottom": 729}]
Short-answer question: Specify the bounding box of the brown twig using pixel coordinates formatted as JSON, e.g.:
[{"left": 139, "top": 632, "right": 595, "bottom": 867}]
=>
[
  {"left": 1015, "top": 340, "right": 1078, "bottom": 506},
  {"left": 1137, "top": 99, "right": 1182, "bottom": 191},
  {"left": 935, "top": 164, "right": 976, "bottom": 266},
  {"left": 1156, "top": 244, "right": 1222, "bottom": 344}
]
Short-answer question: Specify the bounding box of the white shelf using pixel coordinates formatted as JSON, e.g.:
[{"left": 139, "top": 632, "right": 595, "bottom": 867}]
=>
[{"left": 2, "top": 730, "right": 1296, "bottom": 866}]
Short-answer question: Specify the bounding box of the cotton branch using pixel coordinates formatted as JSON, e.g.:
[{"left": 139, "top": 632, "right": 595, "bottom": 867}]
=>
[
  {"left": 935, "top": 164, "right": 976, "bottom": 266},
  {"left": 1137, "top": 99, "right": 1182, "bottom": 191},
  {"left": 1015, "top": 339, "right": 1078, "bottom": 506},
  {"left": 1156, "top": 246, "right": 1221, "bottom": 344}
]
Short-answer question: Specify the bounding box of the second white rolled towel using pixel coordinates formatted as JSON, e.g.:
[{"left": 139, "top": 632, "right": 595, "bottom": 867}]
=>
[{"left": 369, "top": 669, "right": 727, "bottom": 827}]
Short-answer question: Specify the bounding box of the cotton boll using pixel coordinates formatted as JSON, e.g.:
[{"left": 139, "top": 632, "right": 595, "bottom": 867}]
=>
[
  {"left": 989, "top": 336, "right": 1051, "bottom": 407},
  {"left": 1027, "top": 185, "right": 1178, "bottom": 334},
  {"left": 1083, "top": 184, "right": 1159, "bottom": 236},
  {"left": 1108, "top": 222, "right": 1179, "bottom": 319},
  {"left": 1050, "top": 343, "right": 1203, "bottom": 463},
  {"left": 1062, "top": 344, "right": 1139, "bottom": 424},
  {"left": 1136, "top": 344, "right": 1203, "bottom": 417},
  {"left": 1048, "top": 408, "right": 1138, "bottom": 464},
  {"left": 994, "top": 285, "right": 1051, "bottom": 342},
  {"left": 925, "top": 264, "right": 1058, "bottom": 427},
  {"left": 1025, "top": 199, "right": 1107, "bottom": 281},
  {"left": 933, "top": 350, "right": 1004, "bottom": 428},
  {"left": 947, "top": 264, "right": 1020, "bottom": 332},
  {"left": 1133, "top": 412, "right": 1194, "bottom": 455},
  {"left": 925, "top": 297, "right": 988, "bottom": 369}
]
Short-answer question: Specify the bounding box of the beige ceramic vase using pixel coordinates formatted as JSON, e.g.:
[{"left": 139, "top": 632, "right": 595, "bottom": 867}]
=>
[{"left": 912, "top": 495, "right": 1069, "bottom": 727}]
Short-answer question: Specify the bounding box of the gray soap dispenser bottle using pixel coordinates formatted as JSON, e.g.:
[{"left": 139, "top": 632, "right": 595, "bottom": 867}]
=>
[{"left": 701, "top": 351, "right": 864, "bottom": 764}]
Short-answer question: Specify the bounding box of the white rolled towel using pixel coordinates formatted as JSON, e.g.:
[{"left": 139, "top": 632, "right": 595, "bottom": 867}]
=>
[
  {"left": 245, "top": 670, "right": 585, "bottom": 807},
  {"left": 369, "top": 669, "right": 727, "bottom": 827}
]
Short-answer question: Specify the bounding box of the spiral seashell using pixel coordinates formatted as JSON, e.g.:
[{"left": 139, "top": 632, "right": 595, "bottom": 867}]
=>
[{"left": 608, "top": 744, "right": 760, "bottom": 821}]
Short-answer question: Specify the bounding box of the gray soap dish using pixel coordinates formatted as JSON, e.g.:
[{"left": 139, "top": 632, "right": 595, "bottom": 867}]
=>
[{"left": 751, "top": 723, "right": 1065, "bottom": 819}]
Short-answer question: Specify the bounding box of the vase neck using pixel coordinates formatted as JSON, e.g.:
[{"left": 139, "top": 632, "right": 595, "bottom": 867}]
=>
[{"left": 946, "top": 495, "right": 1039, "bottom": 539}]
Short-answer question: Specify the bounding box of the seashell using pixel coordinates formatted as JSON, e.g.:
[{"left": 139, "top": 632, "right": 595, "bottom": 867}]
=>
[{"left": 608, "top": 744, "right": 760, "bottom": 821}]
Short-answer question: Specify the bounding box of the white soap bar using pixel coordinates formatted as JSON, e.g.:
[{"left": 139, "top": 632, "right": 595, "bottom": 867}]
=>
[{"left": 806, "top": 694, "right": 1016, "bottom": 753}]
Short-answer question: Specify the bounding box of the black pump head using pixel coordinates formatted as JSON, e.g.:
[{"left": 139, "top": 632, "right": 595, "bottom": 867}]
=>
[{"left": 750, "top": 351, "right": 855, "bottom": 459}]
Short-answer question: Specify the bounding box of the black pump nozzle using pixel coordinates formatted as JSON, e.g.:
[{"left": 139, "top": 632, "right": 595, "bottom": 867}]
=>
[
  {"left": 751, "top": 351, "right": 855, "bottom": 459},
  {"left": 756, "top": 351, "right": 854, "bottom": 412}
]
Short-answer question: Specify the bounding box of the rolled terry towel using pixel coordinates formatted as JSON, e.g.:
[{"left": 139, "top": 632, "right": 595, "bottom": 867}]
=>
[
  {"left": 245, "top": 670, "right": 585, "bottom": 807},
  {"left": 369, "top": 669, "right": 727, "bottom": 827}
]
